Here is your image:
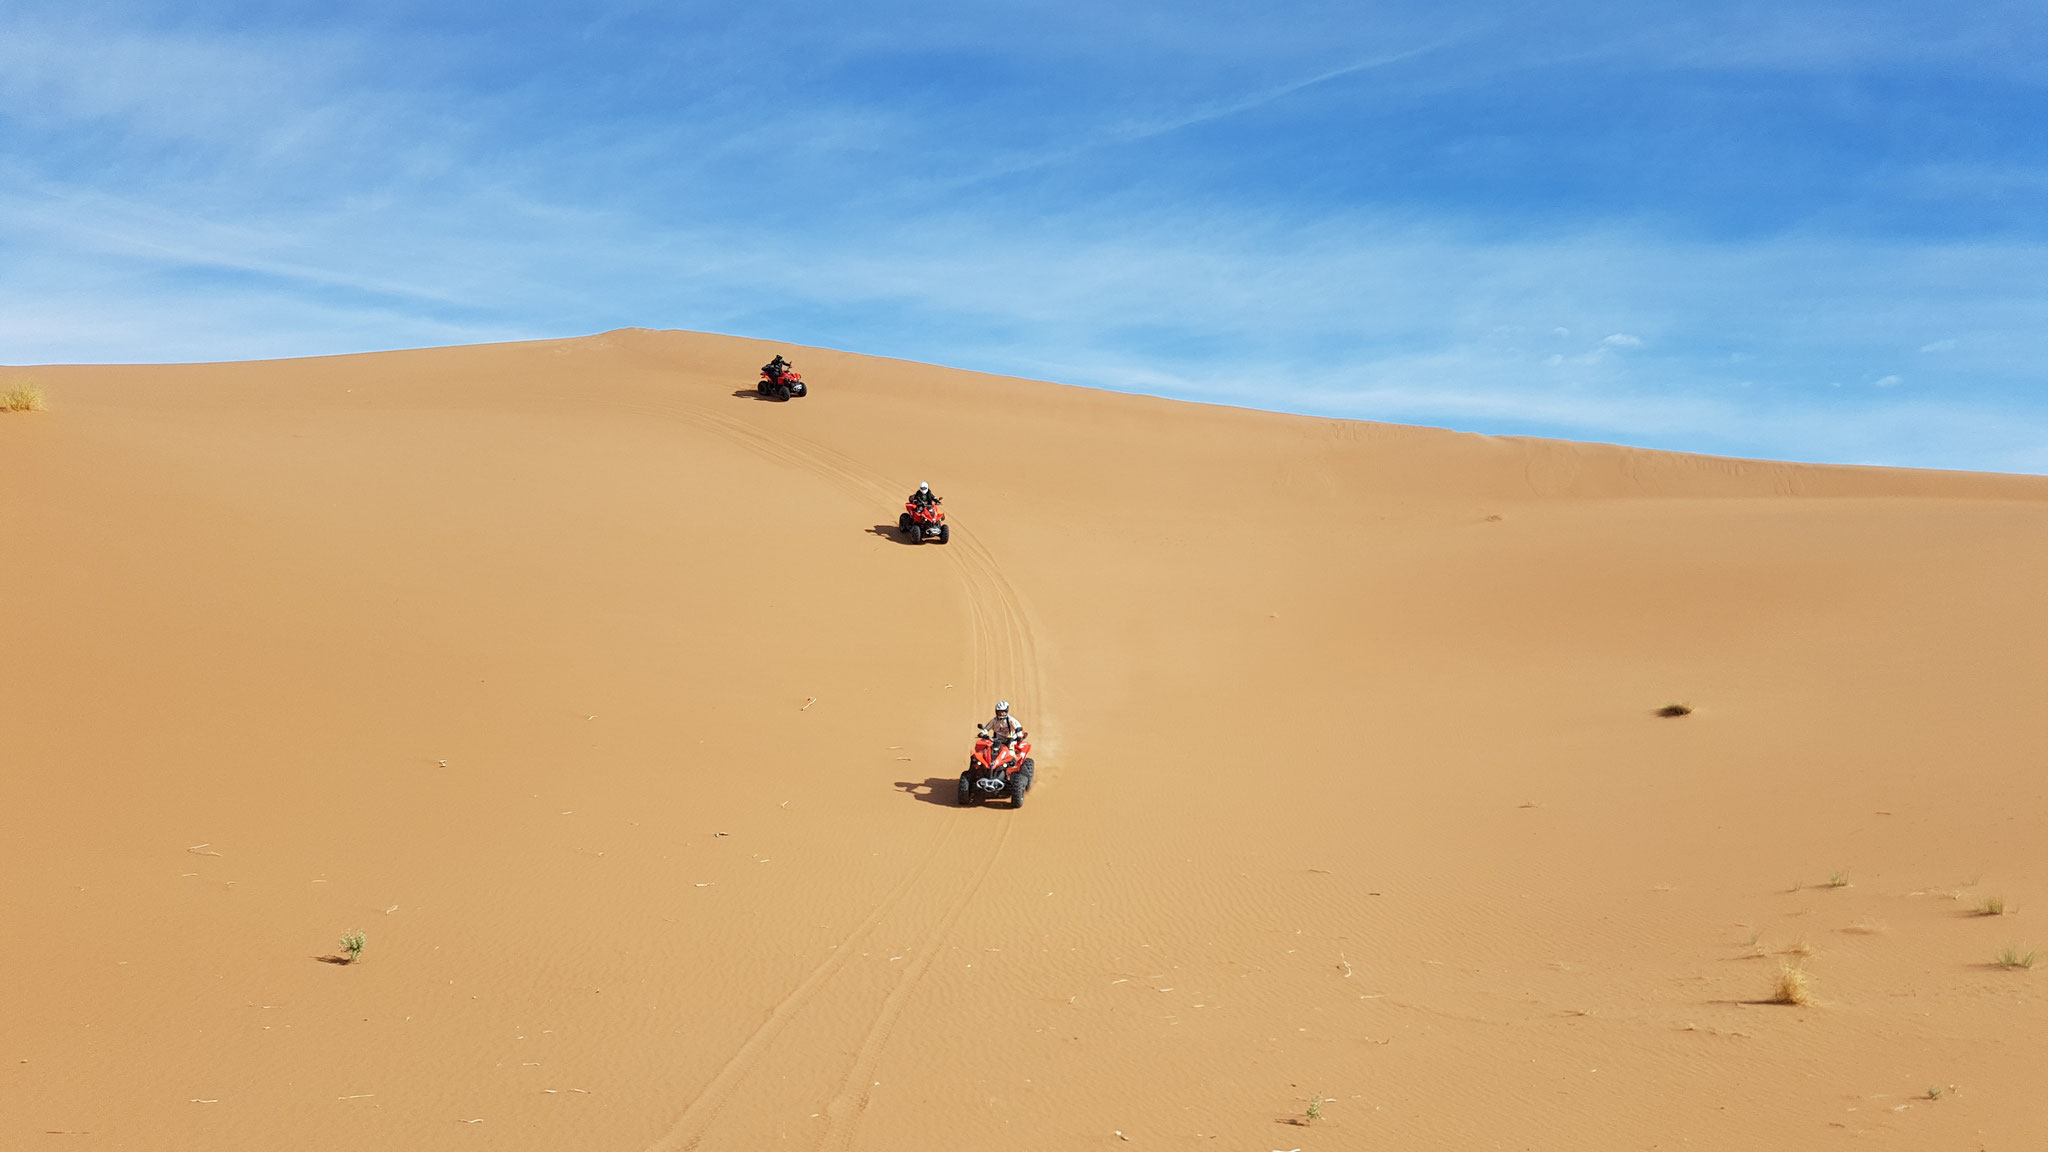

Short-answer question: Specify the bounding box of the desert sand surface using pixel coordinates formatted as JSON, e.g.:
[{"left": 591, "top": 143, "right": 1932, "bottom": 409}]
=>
[{"left": 5, "top": 328, "right": 2048, "bottom": 1150}]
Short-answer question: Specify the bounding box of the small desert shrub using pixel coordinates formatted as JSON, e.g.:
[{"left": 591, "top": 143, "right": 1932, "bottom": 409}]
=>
[
  {"left": 1826, "top": 870, "right": 1849, "bottom": 889},
  {"left": 1656, "top": 703, "right": 1692, "bottom": 717},
  {"left": 1994, "top": 946, "right": 2036, "bottom": 970},
  {"left": 339, "top": 930, "right": 366, "bottom": 964},
  {"left": 1979, "top": 896, "right": 2006, "bottom": 916},
  {"left": 1771, "top": 963, "right": 1811, "bottom": 1005},
  {"left": 1305, "top": 1096, "right": 1324, "bottom": 1124},
  {"left": 2, "top": 382, "right": 45, "bottom": 412}
]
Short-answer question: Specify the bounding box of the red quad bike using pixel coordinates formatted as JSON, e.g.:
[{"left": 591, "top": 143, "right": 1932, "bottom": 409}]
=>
[
  {"left": 899, "top": 499, "right": 949, "bottom": 545},
  {"left": 959, "top": 727, "right": 1033, "bottom": 808},
  {"left": 757, "top": 364, "right": 807, "bottom": 401}
]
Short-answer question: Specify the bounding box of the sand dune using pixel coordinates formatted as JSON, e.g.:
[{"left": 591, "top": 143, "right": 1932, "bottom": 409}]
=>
[{"left": 5, "top": 328, "right": 2047, "bottom": 1149}]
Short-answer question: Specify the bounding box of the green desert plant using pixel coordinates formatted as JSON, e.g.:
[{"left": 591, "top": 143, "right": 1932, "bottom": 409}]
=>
[
  {"left": 339, "top": 930, "right": 367, "bottom": 964},
  {"left": 1925, "top": 1085, "right": 1944, "bottom": 1101},
  {"left": 1826, "top": 870, "right": 1849, "bottom": 889},
  {"left": 1, "top": 382, "right": 45, "bottom": 412},
  {"left": 1304, "top": 1096, "right": 1324, "bottom": 1124},
  {"left": 1771, "top": 963, "right": 1812, "bottom": 1005},
  {"left": 1656, "top": 702, "right": 1692, "bottom": 717},
  {"left": 1978, "top": 896, "right": 2006, "bottom": 916},
  {"left": 1994, "top": 946, "right": 2035, "bottom": 970}
]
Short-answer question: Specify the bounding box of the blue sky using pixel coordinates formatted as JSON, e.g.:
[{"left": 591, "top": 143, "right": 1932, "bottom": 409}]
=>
[{"left": 4, "top": 1, "right": 2045, "bottom": 470}]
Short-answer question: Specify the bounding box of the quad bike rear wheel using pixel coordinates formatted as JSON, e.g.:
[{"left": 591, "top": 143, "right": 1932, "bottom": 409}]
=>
[{"left": 774, "top": 384, "right": 791, "bottom": 401}]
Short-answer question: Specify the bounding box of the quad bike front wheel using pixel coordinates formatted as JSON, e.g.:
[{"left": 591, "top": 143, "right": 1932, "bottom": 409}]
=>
[
  {"left": 956, "top": 772, "right": 973, "bottom": 807},
  {"left": 937, "top": 524, "right": 950, "bottom": 545}
]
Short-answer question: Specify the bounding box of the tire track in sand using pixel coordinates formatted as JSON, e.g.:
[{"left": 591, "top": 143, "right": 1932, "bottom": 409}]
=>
[
  {"left": 812, "top": 514, "right": 1044, "bottom": 1152},
  {"left": 644, "top": 821, "right": 959, "bottom": 1151},
  {"left": 622, "top": 392, "right": 1048, "bottom": 1152}
]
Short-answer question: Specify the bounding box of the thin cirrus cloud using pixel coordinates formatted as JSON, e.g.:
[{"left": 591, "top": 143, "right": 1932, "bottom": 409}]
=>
[{"left": 1, "top": 0, "right": 2045, "bottom": 473}]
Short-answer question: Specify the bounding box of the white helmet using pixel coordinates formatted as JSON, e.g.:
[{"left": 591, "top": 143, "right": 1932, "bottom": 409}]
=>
[
  {"left": 995, "top": 701, "right": 1009, "bottom": 713},
  {"left": 918, "top": 481, "right": 930, "bottom": 492}
]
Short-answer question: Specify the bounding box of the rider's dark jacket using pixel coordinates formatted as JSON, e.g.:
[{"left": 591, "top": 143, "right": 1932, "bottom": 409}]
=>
[{"left": 909, "top": 489, "right": 939, "bottom": 509}]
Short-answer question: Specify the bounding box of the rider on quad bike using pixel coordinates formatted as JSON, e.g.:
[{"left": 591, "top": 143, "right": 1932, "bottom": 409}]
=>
[
  {"left": 757, "top": 354, "right": 807, "bottom": 400},
  {"left": 899, "top": 481, "right": 949, "bottom": 544},
  {"left": 983, "top": 700, "right": 1025, "bottom": 745},
  {"left": 959, "top": 701, "right": 1033, "bottom": 808}
]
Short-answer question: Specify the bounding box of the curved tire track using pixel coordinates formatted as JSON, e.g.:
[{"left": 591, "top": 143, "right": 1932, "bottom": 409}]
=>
[
  {"left": 621, "top": 391, "right": 1050, "bottom": 1152},
  {"left": 645, "top": 821, "right": 959, "bottom": 1152}
]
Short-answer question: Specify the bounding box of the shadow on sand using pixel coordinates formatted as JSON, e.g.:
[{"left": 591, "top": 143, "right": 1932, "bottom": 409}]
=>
[
  {"left": 894, "top": 778, "right": 960, "bottom": 807},
  {"left": 865, "top": 524, "right": 923, "bottom": 545},
  {"left": 729, "top": 388, "right": 790, "bottom": 403}
]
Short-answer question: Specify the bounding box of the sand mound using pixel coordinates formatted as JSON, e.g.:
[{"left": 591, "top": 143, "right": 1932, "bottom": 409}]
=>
[{"left": 5, "top": 329, "right": 2046, "bottom": 1148}]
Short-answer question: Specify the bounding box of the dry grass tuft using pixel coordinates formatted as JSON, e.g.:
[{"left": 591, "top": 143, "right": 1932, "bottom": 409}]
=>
[
  {"left": 1778, "top": 939, "right": 1815, "bottom": 958},
  {"left": 1770, "top": 963, "right": 1812, "bottom": 1005},
  {"left": 1994, "top": 946, "right": 2036, "bottom": 970},
  {"left": 1655, "top": 702, "right": 1693, "bottom": 717},
  {"left": 1978, "top": 896, "right": 2006, "bottom": 917},
  {"left": 1826, "top": 870, "right": 1850, "bottom": 889},
  {"left": 2, "top": 382, "right": 45, "bottom": 412}
]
